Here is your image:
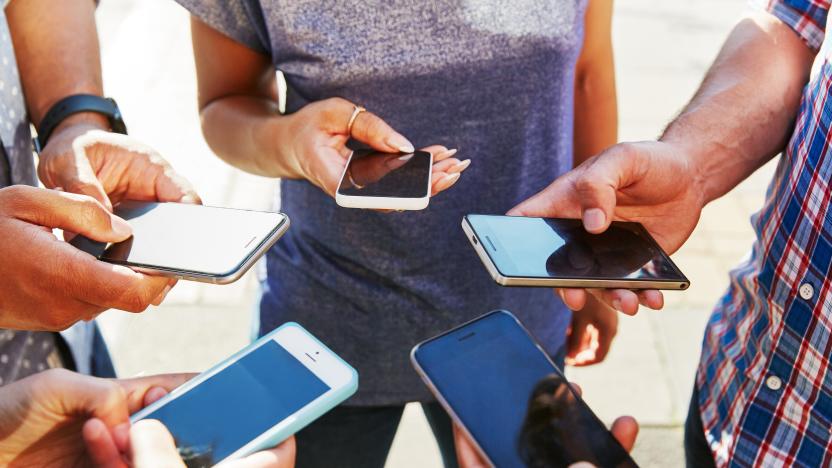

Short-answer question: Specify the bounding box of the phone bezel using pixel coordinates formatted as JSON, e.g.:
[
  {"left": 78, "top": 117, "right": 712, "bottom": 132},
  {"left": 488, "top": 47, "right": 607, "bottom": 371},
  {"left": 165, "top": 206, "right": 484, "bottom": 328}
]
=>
[
  {"left": 462, "top": 214, "right": 690, "bottom": 290},
  {"left": 334, "top": 150, "right": 433, "bottom": 211},
  {"left": 130, "top": 322, "right": 357, "bottom": 464},
  {"left": 410, "top": 310, "right": 636, "bottom": 468}
]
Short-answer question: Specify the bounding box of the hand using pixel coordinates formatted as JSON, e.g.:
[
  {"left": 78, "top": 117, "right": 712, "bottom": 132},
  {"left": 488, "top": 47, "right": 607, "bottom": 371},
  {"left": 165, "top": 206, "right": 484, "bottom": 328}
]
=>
[
  {"left": 566, "top": 295, "right": 618, "bottom": 366},
  {"left": 509, "top": 141, "right": 704, "bottom": 314},
  {"left": 453, "top": 383, "right": 639, "bottom": 468},
  {"left": 0, "top": 186, "right": 176, "bottom": 330},
  {"left": 123, "top": 420, "right": 296, "bottom": 468},
  {"left": 38, "top": 122, "right": 200, "bottom": 211},
  {"left": 278, "top": 98, "right": 470, "bottom": 196},
  {"left": 0, "top": 368, "right": 192, "bottom": 467}
]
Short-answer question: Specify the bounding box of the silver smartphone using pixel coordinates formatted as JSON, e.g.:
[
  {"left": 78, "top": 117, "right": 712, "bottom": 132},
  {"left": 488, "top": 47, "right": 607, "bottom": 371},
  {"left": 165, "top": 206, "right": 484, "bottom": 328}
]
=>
[
  {"left": 70, "top": 201, "right": 289, "bottom": 284},
  {"left": 462, "top": 214, "right": 689, "bottom": 290}
]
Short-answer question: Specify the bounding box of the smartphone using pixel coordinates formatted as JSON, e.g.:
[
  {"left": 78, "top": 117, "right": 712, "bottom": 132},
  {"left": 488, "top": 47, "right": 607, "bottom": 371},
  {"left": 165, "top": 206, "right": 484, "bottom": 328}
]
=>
[
  {"left": 335, "top": 149, "right": 433, "bottom": 210},
  {"left": 70, "top": 201, "right": 290, "bottom": 284},
  {"left": 411, "top": 310, "right": 638, "bottom": 468},
  {"left": 131, "top": 322, "right": 358, "bottom": 467},
  {"left": 462, "top": 214, "right": 689, "bottom": 290}
]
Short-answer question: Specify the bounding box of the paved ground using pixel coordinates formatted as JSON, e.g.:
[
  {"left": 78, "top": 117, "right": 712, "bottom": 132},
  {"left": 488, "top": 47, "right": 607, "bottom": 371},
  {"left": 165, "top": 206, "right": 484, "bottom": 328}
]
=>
[{"left": 95, "top": 1, "right": 757, "bottom": 466}]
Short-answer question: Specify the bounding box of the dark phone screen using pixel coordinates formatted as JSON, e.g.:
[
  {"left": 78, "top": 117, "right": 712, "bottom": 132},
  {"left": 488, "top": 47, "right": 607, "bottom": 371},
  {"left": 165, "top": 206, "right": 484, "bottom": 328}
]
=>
[
  {"left": 136, "top": 340, "right": 330, "bottom": 467},
  {"left": 70, "top": 202, "right": 286, "bottom": 276},
  {"left": 414, "top": 311, "right": 637, "bottom": 468},
  {"left": 337, "top": 149, "right": 431, "bottom": 198},
  {"left": 467, "top": 215, "right": 685, "bottom": 282}
]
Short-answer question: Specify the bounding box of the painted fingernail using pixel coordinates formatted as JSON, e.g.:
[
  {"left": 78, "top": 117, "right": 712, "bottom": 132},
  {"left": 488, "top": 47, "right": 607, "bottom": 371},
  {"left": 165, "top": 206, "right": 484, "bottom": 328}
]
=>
[
  {"left": 397, "top": 154, "right": 414, "bottom": 161},
  {"left": 111, "top": 216, "right": 133, "bottom": 239},
  {"left": 612, "top": 299, "right": 622, "bottom": 312},
  {"left": 582, "top": 208, "right": 606, "bottom": 232},
  {"left": 387, "top": 135, "right": 415, "bottom": 153},
  {"left": 438, "top": 172, "right": 461, "bottom": 191},
  {"left": 450, "top": 159, "right": 471, "bottom": 173},
  {"left": 439, "top": 148, "right": 459, "bottom": 158}
]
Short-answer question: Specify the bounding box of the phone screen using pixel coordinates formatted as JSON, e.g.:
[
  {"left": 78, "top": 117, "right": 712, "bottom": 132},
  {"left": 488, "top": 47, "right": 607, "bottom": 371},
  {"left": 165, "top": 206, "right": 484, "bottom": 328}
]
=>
[
  {"left": 337, "top": 149, "right": 432, "bottom": 198},
  {"left": 467, "top": 214, "right": 685, "bottom": 283},
  {"left": 70, "top": 202, "right": 287, "bottom": 276},
  {"left": 137, "top": 339, "right": 330, "bottom": 466},
  {"left": 414, "top": 311, "right": 637, "bottom": 468}
]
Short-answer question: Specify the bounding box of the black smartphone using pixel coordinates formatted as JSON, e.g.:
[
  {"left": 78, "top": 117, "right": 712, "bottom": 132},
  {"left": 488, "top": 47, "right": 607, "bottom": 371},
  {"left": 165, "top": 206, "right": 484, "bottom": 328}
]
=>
[
  {"left": 462, "top": 214, "right": 689, "bottom": 290},
  {"left": 70, "top": 201, "right": 289, "bottom": 284},
  {"left": 411, "top": 310, "right": 638, "bottom": 468},
  {"left": 335, "top": 149, "right": 433, "bottom": 210}
]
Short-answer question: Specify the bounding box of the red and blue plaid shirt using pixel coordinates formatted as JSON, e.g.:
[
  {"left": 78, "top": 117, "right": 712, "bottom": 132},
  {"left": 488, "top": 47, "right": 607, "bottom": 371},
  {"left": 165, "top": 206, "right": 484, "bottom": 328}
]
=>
[{"left": 697, "top": 1, "right": 832, "bottom": 466}]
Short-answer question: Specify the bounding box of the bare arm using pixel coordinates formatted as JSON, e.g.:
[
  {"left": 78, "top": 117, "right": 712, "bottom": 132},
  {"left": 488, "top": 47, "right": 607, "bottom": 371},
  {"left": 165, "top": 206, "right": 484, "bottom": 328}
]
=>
[
  {"left": 573, "top": 0, "right": 617, "bottom": 166},
  {"left": 664, "top": 12, "right": 815, "bottom": 204},
  {"left": 7, "top": 0, "right": 109, "bottom": 132},
  {"left": 511, "top": 12, "right": 817, "bottom": 314}
]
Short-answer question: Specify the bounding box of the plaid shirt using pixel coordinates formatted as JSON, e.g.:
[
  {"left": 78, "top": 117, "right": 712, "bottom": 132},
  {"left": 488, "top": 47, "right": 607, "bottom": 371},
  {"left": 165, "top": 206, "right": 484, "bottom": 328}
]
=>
[{"left": 696, "top": 1, "right": 832, "bottom": 466}]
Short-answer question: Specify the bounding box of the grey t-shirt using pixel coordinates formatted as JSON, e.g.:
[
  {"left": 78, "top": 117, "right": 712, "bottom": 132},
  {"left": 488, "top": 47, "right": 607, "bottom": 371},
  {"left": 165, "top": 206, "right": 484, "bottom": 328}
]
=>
[{"left": 177, "top": 0, "right": 585, "bottom": 405}]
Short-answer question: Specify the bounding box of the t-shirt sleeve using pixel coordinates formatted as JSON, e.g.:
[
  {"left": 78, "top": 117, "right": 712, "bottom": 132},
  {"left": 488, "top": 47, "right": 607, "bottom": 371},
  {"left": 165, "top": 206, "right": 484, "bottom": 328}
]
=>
[
  {"left": 751, "top": 0, "right": 830, "bottom": 50},
  {"left": 174, "top": 0, "right": 271, "bottom": 55}
]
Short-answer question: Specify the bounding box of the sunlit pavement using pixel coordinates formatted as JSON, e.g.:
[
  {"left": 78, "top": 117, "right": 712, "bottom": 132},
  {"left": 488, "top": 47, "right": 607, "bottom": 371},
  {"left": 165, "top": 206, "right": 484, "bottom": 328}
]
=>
[{"left": 96, "top": 1, "right": 755, "bottom": 466}]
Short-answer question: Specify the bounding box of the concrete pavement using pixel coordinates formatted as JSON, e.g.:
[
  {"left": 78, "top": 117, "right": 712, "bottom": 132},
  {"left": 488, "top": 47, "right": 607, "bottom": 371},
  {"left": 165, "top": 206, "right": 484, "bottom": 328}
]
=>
[{"left": 95, "top": 1, "right": 756, "bottom": 466}]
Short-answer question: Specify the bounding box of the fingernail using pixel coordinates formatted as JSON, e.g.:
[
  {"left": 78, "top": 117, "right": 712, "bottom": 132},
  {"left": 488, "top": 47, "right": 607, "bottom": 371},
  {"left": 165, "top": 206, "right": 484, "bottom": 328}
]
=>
[
  {"left": 450, "top": 159, "right": 471, "bottom": 173},
  {"left": 387, "top": 135, "right": 415, "bottom": 153},
  {"left": 114, "top": 423, "right": 131, "bottom": 451},
  {"left": 582, "top": 208, "right": 606, "bottom": 232},
  {"left": 612, "top": 299, "right": 622, "bottom": 312},
  {"left": 153, "top": 285, "right": 173, "bottom": 306},
  {"left": 439, "top": 172, "right": 461, "bottom": 190},
  {"left": 440, "top": 148, "right": 459, "bottom": 158},
  {"left": 397, "top": 154, "right": 414, "bottom": 161},
  {"left": 111, "top": 216, "right": 133, "bottom": 239}
]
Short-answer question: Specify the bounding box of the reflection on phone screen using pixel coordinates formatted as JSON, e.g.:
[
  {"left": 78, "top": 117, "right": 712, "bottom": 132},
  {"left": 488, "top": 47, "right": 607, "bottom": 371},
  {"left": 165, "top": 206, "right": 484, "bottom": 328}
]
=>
[
  {"left": 468, "top": 215, "right": 684, "bottom": 282},
  {"left": 338, "top": 149, "right": 431, "bottom": 198},
  {"left": 415, "top": 312, "right": 636, "bottom": 468},
  {"left": 137, "top": 340, "right": 330, "bottom": 467}
]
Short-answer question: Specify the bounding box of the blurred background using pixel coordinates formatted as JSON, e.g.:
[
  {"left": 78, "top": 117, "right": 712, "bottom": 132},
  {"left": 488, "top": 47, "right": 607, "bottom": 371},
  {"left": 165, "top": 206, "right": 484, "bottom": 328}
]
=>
[{"left": 95, "top": 0, "right": 765, "bottom": 466}]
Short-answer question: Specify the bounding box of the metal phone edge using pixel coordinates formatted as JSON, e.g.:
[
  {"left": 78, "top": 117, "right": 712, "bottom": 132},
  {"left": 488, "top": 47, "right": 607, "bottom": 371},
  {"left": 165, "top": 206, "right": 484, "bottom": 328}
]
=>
[
  {"left": 461, "top": 216, "right": 690, "bottom": 291},
  {"left": 126, "top": 215, "right": 290, "bottom": 285},
  {"left": 334, "top": 151, "right": 433, "bottom": 211}
]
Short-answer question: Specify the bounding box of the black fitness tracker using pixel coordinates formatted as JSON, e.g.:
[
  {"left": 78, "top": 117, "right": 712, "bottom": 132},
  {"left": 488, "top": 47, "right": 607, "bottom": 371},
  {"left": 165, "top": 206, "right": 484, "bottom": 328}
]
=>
[{"left": 34, "top": 94, "right": 127, "bottom": 153}]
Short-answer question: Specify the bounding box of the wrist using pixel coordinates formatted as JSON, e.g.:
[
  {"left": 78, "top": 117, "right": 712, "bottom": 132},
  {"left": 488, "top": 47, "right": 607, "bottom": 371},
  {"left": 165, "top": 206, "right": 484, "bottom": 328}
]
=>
[
  {"left": 253, "top": 114, "right": 305, "bottom": 179},
  {"left": 658, "top": 131, "right": 716, "bottom": 209}
]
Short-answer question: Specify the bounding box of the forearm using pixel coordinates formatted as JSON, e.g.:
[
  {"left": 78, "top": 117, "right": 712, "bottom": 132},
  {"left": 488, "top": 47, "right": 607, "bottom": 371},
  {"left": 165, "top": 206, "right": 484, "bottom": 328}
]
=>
[
  {"left": 6, "top": 0, "right": 108, "bottom": 131},
  {"left": 573, "top": 64, "right": 618, "bottom": 165},
  {"left": 200, "top": 95, "right": 303, "bottom": 178},
  {"left": 662, "top": 12, "right": 815, "bottom": 204}
]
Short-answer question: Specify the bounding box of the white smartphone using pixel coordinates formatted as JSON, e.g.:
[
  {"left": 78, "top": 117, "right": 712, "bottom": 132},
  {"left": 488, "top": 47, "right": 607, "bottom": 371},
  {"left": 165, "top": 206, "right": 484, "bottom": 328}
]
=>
[
  {"left": 462, "top": 214, "right": 689, "bottom": 290},
  {"left": 335, "top": 149, "right": 433, "bottom": 210},
  {"left": 70, "top": 201, "right": 290, "bottom": 284},
  {"left": 131, "top": 322, "right": 358, "bottom": 467}
]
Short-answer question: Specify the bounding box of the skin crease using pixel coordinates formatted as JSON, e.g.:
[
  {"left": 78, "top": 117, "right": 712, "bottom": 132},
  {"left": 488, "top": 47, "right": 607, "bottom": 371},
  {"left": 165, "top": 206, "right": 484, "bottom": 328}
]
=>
[
  {"left": 0, "top": 0, "right": 201, "bottom": 328},
  {"left": 509, "top": 12, "right": 814, "bottom": 315}
]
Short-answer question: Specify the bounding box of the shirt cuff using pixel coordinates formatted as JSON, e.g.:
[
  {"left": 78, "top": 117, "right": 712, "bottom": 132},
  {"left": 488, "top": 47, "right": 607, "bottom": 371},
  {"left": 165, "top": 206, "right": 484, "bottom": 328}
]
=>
[{"left": 752, "top": 0, "right": 828, "bottom": 50}]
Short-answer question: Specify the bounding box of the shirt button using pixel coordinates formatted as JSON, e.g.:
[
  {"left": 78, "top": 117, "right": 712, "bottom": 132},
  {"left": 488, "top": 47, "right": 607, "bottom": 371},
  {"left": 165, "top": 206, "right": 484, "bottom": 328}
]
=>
[
  {"left": 766, "top": 375, "right": 783, "bottom": 391},
  {"left": 799, "top": 283, "right": 814, "bottom": 301}
]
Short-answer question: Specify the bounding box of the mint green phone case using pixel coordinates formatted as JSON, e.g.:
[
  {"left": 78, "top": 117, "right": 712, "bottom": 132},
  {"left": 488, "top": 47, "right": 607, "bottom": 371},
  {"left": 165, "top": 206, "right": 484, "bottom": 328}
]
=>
[{"left": 131, "top": 322, "right": 359, "bottom": 463}]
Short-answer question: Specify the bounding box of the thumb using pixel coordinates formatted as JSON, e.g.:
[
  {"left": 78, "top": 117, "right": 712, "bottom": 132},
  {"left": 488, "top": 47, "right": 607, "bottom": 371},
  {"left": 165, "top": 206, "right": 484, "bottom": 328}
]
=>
[
  {"left": 52, "top": 148, "right": 113, "bottom": 211},
  {"left": 610, "top": 416, "right": 639, "bottom": 452},
  {"left": 344, "top": 108, "right": 415, "bottom": 154},
  {"left": 507, "top": 172, "right": 582, "bottom": 219},
  {"left": 7, "top": 186, "right": 132, "bottom": 242},
  {"left": 116, "top": 373, "right": 195, "bottom": 414},
  {"left": 129, "top": 420, "right": 185, "bottom": 468}
]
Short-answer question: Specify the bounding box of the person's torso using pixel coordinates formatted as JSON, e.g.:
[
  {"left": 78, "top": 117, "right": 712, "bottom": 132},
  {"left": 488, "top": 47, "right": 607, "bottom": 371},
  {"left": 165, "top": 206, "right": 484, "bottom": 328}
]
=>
[
  {"left": 257, "top": 0, "right": 584, "bottom": 404},
  {"left": 698, "top": 12, "right": 832, "bottom": 467}
]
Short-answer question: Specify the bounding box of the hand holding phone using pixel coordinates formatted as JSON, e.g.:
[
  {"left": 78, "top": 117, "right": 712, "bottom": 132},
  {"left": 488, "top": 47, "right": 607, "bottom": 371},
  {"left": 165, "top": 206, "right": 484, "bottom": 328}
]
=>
[{"left": 336, "top": 147, "right": 469, "bottom": 210}]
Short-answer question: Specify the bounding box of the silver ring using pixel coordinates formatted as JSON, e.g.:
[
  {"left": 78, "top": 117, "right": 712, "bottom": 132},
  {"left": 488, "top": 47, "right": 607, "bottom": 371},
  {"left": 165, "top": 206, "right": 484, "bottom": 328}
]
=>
[{"left": 346, "top": 105, "right": 366, "bottom": 136}]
